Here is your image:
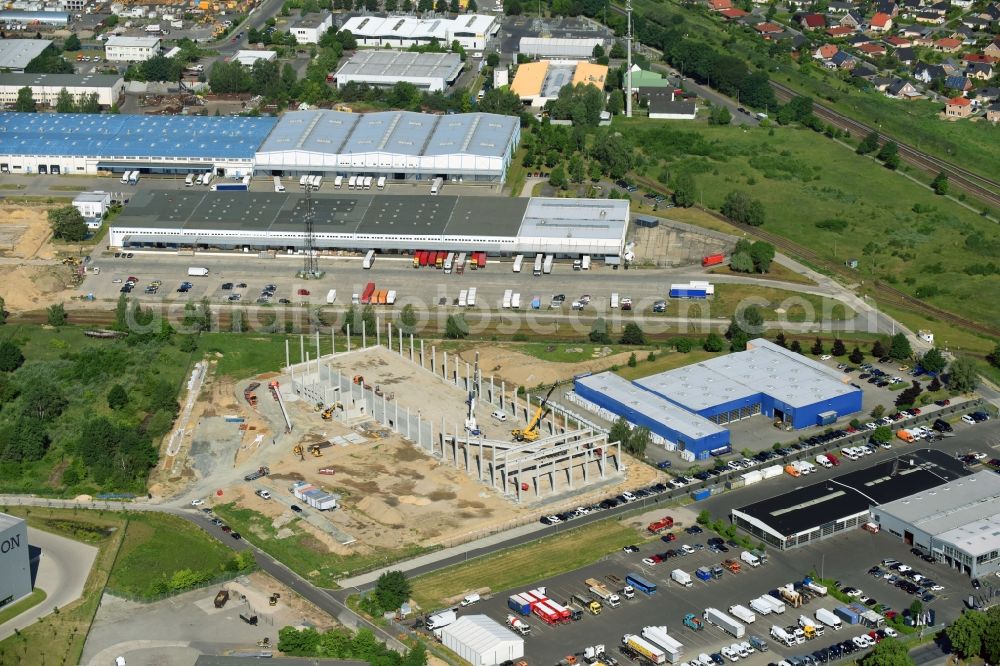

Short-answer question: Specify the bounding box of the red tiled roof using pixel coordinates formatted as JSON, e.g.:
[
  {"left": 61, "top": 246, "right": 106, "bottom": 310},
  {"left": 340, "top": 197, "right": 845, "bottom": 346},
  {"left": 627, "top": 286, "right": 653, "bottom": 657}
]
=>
[
  {"left": 935, "top": 38, "right": 961, "bottom": 49},
  {"left": 718, "top": 8, "right": 748, "bottom": 18},
  {"left": 859, "top": 43, "right": 886, "bottom": 54},
  {"left": 826, "top": 26, "right": 855, "bottom": 36},
  {"left": 803, "top": 14, "right": 826, "bottom": 27},
  {"left": 871, "top": 12, "right": 891, "bottom": 27},
  {"left": 947, "top": 96, "right": 971, "bottom": 106},
  {"left": 964, "top": 53, "right": 998, "bottom": 64},
  {"left": 755, "top": 22, "right": 784, "bottom": 33},
  {"left": 886, "top": 36, "right": 910, "bottom": 46},
  {"left": 817, "top": 44, "right": 839, "bottom": 58}
]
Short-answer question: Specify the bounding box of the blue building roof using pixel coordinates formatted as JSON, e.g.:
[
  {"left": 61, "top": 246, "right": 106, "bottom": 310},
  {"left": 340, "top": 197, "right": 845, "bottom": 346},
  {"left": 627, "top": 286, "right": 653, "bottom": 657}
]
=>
[{"left": 0, "top": 113, "right": 278, "bottom": 160}]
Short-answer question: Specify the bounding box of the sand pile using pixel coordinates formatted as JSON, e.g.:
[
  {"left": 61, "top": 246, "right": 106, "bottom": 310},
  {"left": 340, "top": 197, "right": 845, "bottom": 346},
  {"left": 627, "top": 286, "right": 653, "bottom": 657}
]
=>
[{"left": 357, "top": 495, "right": 405, "bottom": 526}]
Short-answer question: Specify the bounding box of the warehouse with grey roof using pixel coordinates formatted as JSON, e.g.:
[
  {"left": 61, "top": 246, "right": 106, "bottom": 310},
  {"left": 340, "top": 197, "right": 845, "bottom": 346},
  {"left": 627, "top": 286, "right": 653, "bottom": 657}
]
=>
[
  {"left": 333, "top": 50, "right": 464, "bottom": 92},
  {"left": 107, "top": 190, "right": 629, "bottom": 257},
  {"left": 873, "top": 470, "right": 1000, "bottom": 578},
  {"left": 0, "top": 39, "right": 53, "bottom": 73}
]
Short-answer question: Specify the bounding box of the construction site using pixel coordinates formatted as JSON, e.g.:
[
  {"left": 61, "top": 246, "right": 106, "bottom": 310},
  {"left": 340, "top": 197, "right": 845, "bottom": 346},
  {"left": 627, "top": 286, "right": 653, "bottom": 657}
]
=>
[{"left": 161, "top": 329, "right": 656, "bottom": 565}]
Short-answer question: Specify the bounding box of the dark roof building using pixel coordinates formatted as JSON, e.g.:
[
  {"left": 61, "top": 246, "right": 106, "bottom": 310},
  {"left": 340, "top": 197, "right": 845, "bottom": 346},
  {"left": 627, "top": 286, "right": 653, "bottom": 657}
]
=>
[{"left": 732, "top": 448, "right": 965, "bottom": 549}]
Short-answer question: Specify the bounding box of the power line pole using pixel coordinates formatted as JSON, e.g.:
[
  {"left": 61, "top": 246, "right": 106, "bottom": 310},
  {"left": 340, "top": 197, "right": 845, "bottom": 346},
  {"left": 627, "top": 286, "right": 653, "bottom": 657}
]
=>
[{"left": 626, "top": 0, "right": 633, "bottom": 118}]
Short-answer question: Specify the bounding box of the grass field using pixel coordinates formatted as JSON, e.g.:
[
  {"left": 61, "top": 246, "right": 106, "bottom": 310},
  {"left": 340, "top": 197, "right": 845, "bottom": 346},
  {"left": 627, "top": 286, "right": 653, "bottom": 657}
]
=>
[
  {"left": 211, "top": 503, "right": 430, "bottom": 587},
  {"left": 199, "top": 332, "right": 299, "bottom": 377},
  {"left": 622, "top": 120, "right": 1000, "bottom": 330},
  {"left": 706, "top": 261, "right": 817, "bottom": 286},
  {"left": 409, "top": 519, "right": 638, "bottom": 610},
  {"left": 0, "top": 507, "right": 125, "bottom": 666},
  {"left": 615, "top": 348, "right": 721, "bottom": 380},
  {"left": 106, "top": 512, "right": 240, "bottom": 599},
  {"left": 0, "top": 589, "right": 46, "bottom": 626}
]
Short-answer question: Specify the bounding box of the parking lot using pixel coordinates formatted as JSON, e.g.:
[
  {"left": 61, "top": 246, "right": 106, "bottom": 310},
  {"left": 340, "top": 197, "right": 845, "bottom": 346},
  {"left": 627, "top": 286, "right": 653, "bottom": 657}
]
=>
[{"left": 437, "top": 522, "right": 982, "bottom": 666}]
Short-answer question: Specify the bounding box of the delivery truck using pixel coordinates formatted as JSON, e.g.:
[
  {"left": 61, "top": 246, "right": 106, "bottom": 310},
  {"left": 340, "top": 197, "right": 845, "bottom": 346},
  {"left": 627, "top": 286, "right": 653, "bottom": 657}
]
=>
[
  {"left": 466, "top": 287, "right": 477, "bottom": 306},
  {"left": 622, "top": 634, "right": 667, "bottom": 665},
  {"left": 502, "top": 289, "right": 513, "bottom": 309},
  {"left": 572, "top": 593, "right": 602, "bottom": 615},
  {"left": 511, "top": 293, "right": 521, "bottom": 309},
  {"left": 704, "top": 607, "right": 745, "bottom": 638},
  {"left": 671, "top": 569, "right": 692, "bottom": 587},
  {"left": 741, "top": 551, "right": 761, "bottom": 567},
  {"left": 362, "top": 250, "right": 376, "bottom": 269},
  {"left": 187, "top": 267, "right": 209, "bottom": 277},
  {"left": 543, "top": 254, "right": 554, "bottom": 274},
  {"left": 696, "top": 567, "right": 712, "bottom": 582},
  {"left": 759, "top": 595, "right": 785, "bottom": 614},
  {"left": 533, "top": 253, "right": 543, "bottom": 276},
  {"left": 326, "top": 289, "right": 337, "bottom": 304},
  {"left": 815, "top": 608, "right": 843, "bottom": 630},
  {"left": 585, "top": 578, "right": 620, "bottom": 608},
  {"left": 749, "top": 598, "right": 773, "bottom": 616},
  {"left": 507, "top": 593, "right": 533, "bottom": 616},
  {"left": 512, "top": 254, "right": 524, "bottom": 273},
  {"left": 729, "top": 605, "right": 756, "bottom": 624}
]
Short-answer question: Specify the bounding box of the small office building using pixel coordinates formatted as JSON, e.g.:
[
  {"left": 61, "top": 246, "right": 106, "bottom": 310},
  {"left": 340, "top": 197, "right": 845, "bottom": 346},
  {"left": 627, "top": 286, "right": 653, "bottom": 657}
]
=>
[
  {"left": 73, "top": 191, "right": 111, "bottom": 229},
  {"left": 104, "top": 35, "right": 161, "bottom": 62},
  {"left": 873, "top": 470, "right": 1000, "bottom": 578},
  {"left": 290, "top": 12, "right": 333, "bottom": 44}
]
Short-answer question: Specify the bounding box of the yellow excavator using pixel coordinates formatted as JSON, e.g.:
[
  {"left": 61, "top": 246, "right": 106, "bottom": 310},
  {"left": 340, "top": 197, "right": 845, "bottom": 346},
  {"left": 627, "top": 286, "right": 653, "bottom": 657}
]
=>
[{"left": 511, "top": 385, "right": 556, "bottom": 442}]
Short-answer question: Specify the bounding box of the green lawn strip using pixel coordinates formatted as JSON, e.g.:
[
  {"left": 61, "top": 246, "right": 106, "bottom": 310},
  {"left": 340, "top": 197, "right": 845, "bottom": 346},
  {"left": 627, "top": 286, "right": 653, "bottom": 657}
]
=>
[
  {"left": 515, "top": 342, "right": 636, "bottom": 364},
  {"left": 0, "top": 589, "right": 47, "bottom": 625},
  {"left": 615, "top": 348, "right": 722, "bottom": 380},
  {"left": 106, "top": 513, "right": 240, "bottom": 599},
  {"left": 621, "top": 120, "right": 1000, "bottom": 330},
  {"left": 211, "top": 503, "right": 431, "bottom": 588},
  {"left": 0, "top": 507, "right": 125, "bottom": 666},
  {"left": 410, "top": 519, "right": 638, "bottom": 610},
  {"left": 872, "top": 303, "right": 996, "bottom": 357},
  {"left": 706, "top": 262, "right": 817, "bottom": 286},
  {"left": 199, "top": 332, "right": 299, "bottom": 377}
]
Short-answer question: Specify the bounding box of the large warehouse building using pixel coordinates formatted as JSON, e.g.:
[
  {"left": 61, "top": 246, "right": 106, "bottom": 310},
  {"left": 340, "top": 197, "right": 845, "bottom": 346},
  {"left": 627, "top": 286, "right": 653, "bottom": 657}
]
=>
[
  {"left": 0, "top": 513, "right": 31, "bottom": 610},
  {"left": 254, "top": 110, "right": 520, "bottom": 184},
  {"left": 441, "top": 615, "right": 524, "bottom": 666},
  {"left": 635, "top": 338, "right": 862, "bottom": 429},
  {"left": 510, "top": 60, "right": 608, "bottom": 106},
  {"left": 732, "top": 449, "right": 966, "bottom": 550},
  {"left": 0, "top": 39, "right": 53, "bottom": 73},
  {"left": 0, "top": 73, "right": 124, "bottom": 108},
  {"left": 333, "top": 50, "right": 464, "bottom": 92},
  {"left": 519, "top": 36, "right": 606, "bottom": 58},
  {"left": 0, "top": 109, "right": 519, "bottom": 183},
  {"left": 340, "top": 14, "right": 500, "bottom": 52},
  {"left": 574, "top": 372, "right": 730, "bottom": 459},
  {"left": 873, "top": 470, "right": 1000, "bottom": 578},
  {"left": 0, "top": 112, "right": 275, "bottom": 177},
  {"left": 107, "top": 190, "right": 629, "bottom": 257}
]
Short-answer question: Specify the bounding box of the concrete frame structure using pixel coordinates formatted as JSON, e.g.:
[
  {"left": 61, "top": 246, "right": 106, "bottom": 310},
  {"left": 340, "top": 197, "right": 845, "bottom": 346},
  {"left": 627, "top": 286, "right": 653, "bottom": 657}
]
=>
[
  {"left": 0, "top": 513, "right": 31, "bottom": 609},
  {"left": 873, "top": 470, "right": 1000, "bottom": 578},
  {"left": 104, "top": 35, "right": 161, "bottom": 62},
  {"left": 286, "top": 332, "right": 623, "bottom": 505},
  {"left": 0, "top": 72, "right": 124, "bottom": 108}
]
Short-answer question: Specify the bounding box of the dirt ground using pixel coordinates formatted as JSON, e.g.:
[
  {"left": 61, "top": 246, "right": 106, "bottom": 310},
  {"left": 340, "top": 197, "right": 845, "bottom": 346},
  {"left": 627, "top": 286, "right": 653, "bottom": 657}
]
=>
[
  {"left": 0, "top": 204, "right": 77, "bottom": 311},
  {"left": 458, "top": 345, "right": 637, "bottom": 387}
]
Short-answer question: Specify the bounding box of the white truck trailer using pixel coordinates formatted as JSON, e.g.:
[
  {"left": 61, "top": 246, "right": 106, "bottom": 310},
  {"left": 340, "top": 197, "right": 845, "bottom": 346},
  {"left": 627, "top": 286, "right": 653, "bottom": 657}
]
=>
[
  {"left": 728, "top": 604, "right": 756, "bottom": 624},
  {"left": 704, "top": 608, "right": 745, "bottom": 638}
]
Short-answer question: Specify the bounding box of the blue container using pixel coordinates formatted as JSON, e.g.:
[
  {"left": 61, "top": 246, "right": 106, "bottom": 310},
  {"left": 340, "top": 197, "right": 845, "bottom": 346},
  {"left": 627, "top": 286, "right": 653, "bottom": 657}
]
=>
[
  {"left": 507, "top": 595, "right": 531, "bottom": 616},
  {"left": 692, "top": 489, "right": 711, "bottom": 501}
]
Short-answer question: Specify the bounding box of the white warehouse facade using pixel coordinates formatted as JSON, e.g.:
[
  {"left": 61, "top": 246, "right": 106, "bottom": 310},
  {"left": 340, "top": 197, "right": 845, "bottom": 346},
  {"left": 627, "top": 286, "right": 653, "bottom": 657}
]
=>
[
  {"left": 253, "top": 109, "right": 520, "bottom": 183},
  {"left": 0, "top": 73, "right": 124, "bottom": 107},
  {"left": 0, "top": 513, "right": 32, "bottom": 610},
  {"left": 441, "top": 615, "right": 524, "bottom": 666},
  {"left": 340, "top": 14, "right": 500, "bottom": 53}
]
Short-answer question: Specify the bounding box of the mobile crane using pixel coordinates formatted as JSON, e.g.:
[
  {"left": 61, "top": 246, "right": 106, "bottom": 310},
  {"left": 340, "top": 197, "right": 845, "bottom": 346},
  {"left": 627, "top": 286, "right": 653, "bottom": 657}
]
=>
[{"left": 511, "top": 385, "right": 556, "bottom": 442}]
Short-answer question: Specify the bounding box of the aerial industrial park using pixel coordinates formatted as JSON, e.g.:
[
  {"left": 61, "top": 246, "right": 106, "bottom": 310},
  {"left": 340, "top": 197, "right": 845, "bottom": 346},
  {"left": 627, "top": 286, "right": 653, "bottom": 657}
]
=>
[{"left": 0, "top": 0, "right": 999, "bottom": 665}]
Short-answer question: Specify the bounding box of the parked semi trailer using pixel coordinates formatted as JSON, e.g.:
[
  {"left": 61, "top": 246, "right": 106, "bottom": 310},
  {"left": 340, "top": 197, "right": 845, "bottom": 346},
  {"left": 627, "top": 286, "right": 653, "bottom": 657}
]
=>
[
  {"left": 622, "top": 634, "right": 666, "bottom": 665},
  {"left": 641, "top": 626, "right": 684, "bottom": 664},
  {"left": 815, "top": 608, "right": 843, "bottom": 630},
  {"left": 704, "top": 607, "right": 745, "bottom": 638}
]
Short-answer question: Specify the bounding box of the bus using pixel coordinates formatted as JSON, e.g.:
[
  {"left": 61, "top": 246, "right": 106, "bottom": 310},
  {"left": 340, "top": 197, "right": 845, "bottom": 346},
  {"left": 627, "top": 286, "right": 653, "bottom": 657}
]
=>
[
  {"left": 512, "top": 254, "right": 524, "bottom": 273},
  {"left": 348, "top": 176, "right": 357, "bottom": 189},
  {"left": 533, "top": 254, "right": 543, "bottom": 276},
  {"left": 625, "top": 573, "right": 657, "bottom": 595},
  {"left": 443, "top": 252, "right": 455, "bottom": 273},
  {"left": 466, "top": 287, "right": 477, "bottom": 306},
  {"left": 362, "top": 250, "right": 376, "bottom": 269}
]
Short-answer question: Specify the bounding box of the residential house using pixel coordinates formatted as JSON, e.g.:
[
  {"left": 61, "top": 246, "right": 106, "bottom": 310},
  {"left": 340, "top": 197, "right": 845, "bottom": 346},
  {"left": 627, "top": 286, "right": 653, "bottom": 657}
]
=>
[
  {"left": 945, "top": 96, "right": 973, "bottom": 117},
  {"left": 875, "top": 1, "right": 899, "bottom": 16},
  {"left": 828, "top": 2, "right": 853, "bottom": 13},
  {"left": 934, "top": 37, "right": 962, "bottom": 52},
  {"left": 786, "top": 0, "right": 811, "bottom": 8},
  {"left": 800, "top": 13, "right": 827, "bottom": 29},
  {"left": 975, "top": 86, "right": 1000, "bottom": 102},
  {"left": 951, "top": 0, "right": 973, "bottom": 8},
  {"left": 952, "top": 26, "right": 977, "bottom": 45},
  {"left": 894, "top": 46, "right": 917, "bottom": 64},
  {"left": 871, "top": 76, "right": 895, "bottom": 91},
  {"left": 960, "top": 16, "right": 990, "bottom": 30},
  {"left": 964, "top": 54, "right": 998, "bottom": 65},
  {"left": 847, "top": 34, "right": 874, "bottom": 47},
  {"left": 719, "top": 8, "right": 749, "bottom": 19},
  {"left": 968, "top": 61, "right": 994, "bottom": 79},
  {"left": 814, "top": 44, "right": 839, "bottom": 59},
  {"left": 708, "top": 0, "right": 733, "bottom": 11},
  {"left": 986, "top": 102, "right": 1000, "bottom": 122},
  {"left": 839, "top": 11, "right": 863, "bottom": 28},
  {"left": 870, "top": 12, "right": 894, "bottom": 32},
  {"left": 985, "top": 4, "right": 1000, "bottom": 23},
  {"left": 914, "top": 62, "right": 948, "bottom": 82},
  {"left": 900, "top": 0, "right": 921, "bottom": 10},
  {"left": 916, "top": 12, "right": 946, "bottom": 24},
  {"left": 900, "top": 24, "right": 929, "bottom": 38},
  {"left": 886, "top": 36, "right": 911, "bottom": 47},
  {"left": 985, "top": 38, "right": 1000, "bottom": 59},
  {"left": 928, "top": 1, "right": 950, "bottom": 15},
  {"left": 944, "top": 74, "right": 973, "bottom": 92},
  {"left": 754, "top": 22, "right": 784, "bottom": 37},
  {"left": 851, "top": 62, "right": 879, "bottom": 78},
  {"left": 886, "top": 78, "right": 920, "bottom": 97},
  {"left": 831, "top": 50, "right": 858, "bottom": 68},
  {"left": 859, "top": 42, "right": 887, "bottom": 56},
  {"left": 646, "top": 89, "right": 697, "bottom": 120},
  {"left": 827, "top": 25, "right": 856, "bottom": 37}
]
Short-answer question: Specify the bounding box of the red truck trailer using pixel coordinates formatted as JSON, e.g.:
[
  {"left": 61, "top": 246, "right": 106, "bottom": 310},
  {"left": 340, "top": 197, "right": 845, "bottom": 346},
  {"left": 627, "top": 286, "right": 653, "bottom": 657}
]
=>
[
  {"left": 702, "top": 254, "right": 725, "bottom": 267},
  {"left": 360, "top": 282, "right": 376, "bottom": 304},
  {"left": 532, "top": 600, "right": 561, "bottom": 625},
  {"left": 475, "top": 252, "right": 487, "bottom": 269},
  {"left": 647, "top": 516, "right": 675, "bottom": 534}
]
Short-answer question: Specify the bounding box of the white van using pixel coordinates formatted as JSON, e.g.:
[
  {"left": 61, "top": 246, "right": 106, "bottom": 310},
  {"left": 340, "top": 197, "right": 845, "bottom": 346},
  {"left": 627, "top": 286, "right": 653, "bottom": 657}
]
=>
[
  {"left": 491, "top": 410, "right": 507, "bottom": 422},
  {"left": 610, "top": 293, "right": 619, "bottom": 309},
  {"left": 202, "top": 172, "right": 214, "bottom": 186},
  {"left": 348, "top": 175, "right": 357, "bottom": 189},
  {"left": 363, "top": 176, "right": 372, "bottom": 190},
  {"left": 120, "top": 171, "right": 131, "bottom": 184},
  {"left": 334, "top": 175, "right": 343, "bottom": 188},
  {"left": 185, "top": 173, "right": 195, "bottom": 187},
  {"left": 273, "top": 176, "right": 285, "bottom": 192},
  {"left": 377, "top": 176, "right": 386, "bottom": 190}
]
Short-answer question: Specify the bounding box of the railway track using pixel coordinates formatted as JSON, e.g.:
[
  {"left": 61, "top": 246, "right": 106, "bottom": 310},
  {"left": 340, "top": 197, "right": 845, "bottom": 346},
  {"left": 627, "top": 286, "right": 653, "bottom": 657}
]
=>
[{"left": 770, "top": 82, "right": 1000, "bottom": 210}]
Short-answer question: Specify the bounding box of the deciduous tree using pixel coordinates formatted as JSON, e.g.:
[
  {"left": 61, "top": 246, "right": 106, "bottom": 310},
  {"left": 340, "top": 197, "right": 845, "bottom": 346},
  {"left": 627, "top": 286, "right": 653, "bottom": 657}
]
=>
[
  {"left": 947, "top": 356, "right": 979, "bottom": 393},
  {"left": 888, "top": 333, "right": 911, "bottom": 360},
  {"left": 919, "top": 348, "right": 946, "bottom": 374}
]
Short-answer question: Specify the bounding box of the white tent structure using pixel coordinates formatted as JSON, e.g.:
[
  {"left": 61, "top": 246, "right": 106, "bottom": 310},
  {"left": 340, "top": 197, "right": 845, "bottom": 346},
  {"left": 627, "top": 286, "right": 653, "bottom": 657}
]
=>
[{"left": 441, "top": 615, "right": 524, "bottom": 666}]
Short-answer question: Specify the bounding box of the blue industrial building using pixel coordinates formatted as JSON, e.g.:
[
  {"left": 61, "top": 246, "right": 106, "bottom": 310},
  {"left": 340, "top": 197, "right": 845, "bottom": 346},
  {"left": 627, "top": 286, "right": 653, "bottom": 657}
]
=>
[
  {"left": 573, "top": 338, "right": 862, "bottom": 459},
  {"left": 574, "top": 372, "right": 730, "bottom": 461}
]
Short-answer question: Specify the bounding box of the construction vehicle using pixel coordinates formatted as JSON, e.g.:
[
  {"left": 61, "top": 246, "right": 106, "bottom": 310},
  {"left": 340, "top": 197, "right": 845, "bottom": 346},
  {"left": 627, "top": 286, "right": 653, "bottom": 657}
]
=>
[
  {"left": 244, "top": 466, "right": 269, "bottom": 482},
  {"left": 269, "top": 593, "right": 280, "bottom": 606},
  {"left": 244, "top": 382, "right": 260, "bottom": 407},
  {"left": 683, "top": 613, "right": 703, "bottom": 631},
  {"left": 268, "top": 380, "right": 280, "bottom": 400},
  {"left": 506, "top": 614, "right": 531, "bottom": 636},
  {"left": 585, "top": 578, "right": 620, "bottom": 608},
  {"left": 557, "top": 656, "right": 579, "bottom": 666},
  {"left": 465, "top": 392, "right": 481, "bottom": 436},
  {"left": 214, "top": 590, "right": 229, "bottom": 608},
  {"left": 723, "top": 559, "right": 742, "bottom": 573},
  {"left": 310, "top": 444, "right": 322, "bottom": 457},
  {"left": 293, "top": 445, "right": 304, "bottom": 461},
  {"left": 512, "top": 385, "right": 556, "bottom": 442},
  {"left": 647, "top": 516, "right": 674, "bottom": 534}
]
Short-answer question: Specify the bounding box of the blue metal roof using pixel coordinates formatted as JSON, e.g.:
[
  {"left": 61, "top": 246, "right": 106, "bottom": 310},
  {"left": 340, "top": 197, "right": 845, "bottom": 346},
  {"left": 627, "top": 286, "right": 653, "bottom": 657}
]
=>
[{"left": 0, "top": 113, "right": 277, "bottom": 159}]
